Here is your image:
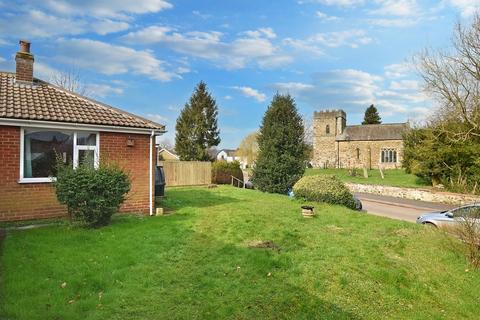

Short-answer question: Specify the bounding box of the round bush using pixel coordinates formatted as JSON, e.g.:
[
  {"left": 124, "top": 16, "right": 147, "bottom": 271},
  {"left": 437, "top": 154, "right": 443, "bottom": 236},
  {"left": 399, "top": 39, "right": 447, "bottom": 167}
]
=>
[
  {"left": 212, "top": 160, "right": 244, "bottom": 184},
  {"left": 293, "top": 174, "right": 356, "bottom": 209},
  {"left": 54, "top": 163, "right": 131, "bottom": 228}
]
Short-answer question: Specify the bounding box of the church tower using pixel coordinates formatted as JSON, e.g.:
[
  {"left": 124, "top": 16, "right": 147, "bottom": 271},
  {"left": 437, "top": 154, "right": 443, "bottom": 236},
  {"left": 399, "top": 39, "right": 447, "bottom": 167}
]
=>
[{"left": 313, "top": 109, "right": 346, "bottom": 168}]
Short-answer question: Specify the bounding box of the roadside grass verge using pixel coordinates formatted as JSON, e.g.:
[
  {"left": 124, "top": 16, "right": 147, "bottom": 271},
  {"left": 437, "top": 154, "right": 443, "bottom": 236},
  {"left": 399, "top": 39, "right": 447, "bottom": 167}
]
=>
[{"left": 1, "top": 186, "right": 478, "bottom": 319}]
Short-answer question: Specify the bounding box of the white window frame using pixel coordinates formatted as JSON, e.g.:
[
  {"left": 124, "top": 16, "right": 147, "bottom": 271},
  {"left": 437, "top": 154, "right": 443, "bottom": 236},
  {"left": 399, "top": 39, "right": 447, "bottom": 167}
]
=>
[{"left": 19, "top": 128, "right": 100, "bottom": 184}]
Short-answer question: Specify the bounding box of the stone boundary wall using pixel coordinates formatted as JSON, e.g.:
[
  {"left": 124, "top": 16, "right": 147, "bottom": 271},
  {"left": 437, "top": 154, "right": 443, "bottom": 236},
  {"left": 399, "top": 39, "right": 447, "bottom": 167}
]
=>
[{"left": 346, "top": 183, "right": 480, "bottom": 206}]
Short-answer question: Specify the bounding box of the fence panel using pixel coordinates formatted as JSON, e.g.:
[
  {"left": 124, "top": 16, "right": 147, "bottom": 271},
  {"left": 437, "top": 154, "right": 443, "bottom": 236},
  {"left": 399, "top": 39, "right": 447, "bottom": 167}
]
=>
[{"left": 160, "top": 161, "right": 212, "bottom": 186}]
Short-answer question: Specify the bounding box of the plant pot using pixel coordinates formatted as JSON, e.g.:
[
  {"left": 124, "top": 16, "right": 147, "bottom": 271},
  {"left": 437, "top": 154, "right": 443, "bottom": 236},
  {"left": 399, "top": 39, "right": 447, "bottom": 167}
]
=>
[{"left": 301, "top": 205, "right": 315, "bottom": 218}]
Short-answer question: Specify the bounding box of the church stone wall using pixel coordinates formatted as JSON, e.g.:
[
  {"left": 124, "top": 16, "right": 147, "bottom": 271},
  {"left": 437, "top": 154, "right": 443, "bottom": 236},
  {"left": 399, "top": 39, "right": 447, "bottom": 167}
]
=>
[
  {"left": 337, "top": 139, "right": 404, "bottom": 169},
  {"left": 313, "top": 110, "right": 345, "bottom": 168},
  {"left": 312, "top": 109, "right": 405, "bottom": 169}
]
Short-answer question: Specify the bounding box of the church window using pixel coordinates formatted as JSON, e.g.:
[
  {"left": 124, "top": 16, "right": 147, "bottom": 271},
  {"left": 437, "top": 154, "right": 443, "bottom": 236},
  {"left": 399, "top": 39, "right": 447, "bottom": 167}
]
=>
[
  {"left": 381, "top": 148, "right": 397, "bottom": 163},
  {"left": 326, "top": 125, "right": 330, "bottom": 134}
]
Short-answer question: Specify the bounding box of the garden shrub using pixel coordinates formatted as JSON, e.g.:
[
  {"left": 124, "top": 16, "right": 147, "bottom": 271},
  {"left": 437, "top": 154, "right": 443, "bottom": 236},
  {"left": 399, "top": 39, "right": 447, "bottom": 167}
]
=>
[
  {"left": 293, "top": 174, "right": 356, "bottom": 209},
  {"left": 212, "top": 160, "right": 243, "bottom": 184},
  {"left": 54, "top": 161, "right": 131, "bottom": 228}
]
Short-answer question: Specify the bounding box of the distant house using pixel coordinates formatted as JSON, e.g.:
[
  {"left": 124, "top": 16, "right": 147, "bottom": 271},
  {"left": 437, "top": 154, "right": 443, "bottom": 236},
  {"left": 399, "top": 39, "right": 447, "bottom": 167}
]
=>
[
  {"left": 0, "top": 41, "right": 165, "bottom": 221},
  {"left": 216, "top": 149, "right": 247, "bottom": 169},
  {"left": 158, "top": 148, "right": 179, "bottom": 161},
  {"left": 216, "top": 149, "right": 238, "bottom": 162}
]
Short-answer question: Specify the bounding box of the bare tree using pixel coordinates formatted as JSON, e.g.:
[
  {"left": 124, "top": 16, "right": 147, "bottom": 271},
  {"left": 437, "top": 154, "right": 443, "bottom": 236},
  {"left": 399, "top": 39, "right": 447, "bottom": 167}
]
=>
[
  {"left": 50, "top": 67, "right": 89, "bottom": 96},
  {"left": 302, "top": 114, "right": 314, "bottom": 146},
  {"left": 236, "top": 132, "right": 259, "bottom": 167},
  {"left": 453, "top": 206, "right": 480, "bottom": 268},
  {"left": 415, "top": 14, "right": 480, "bottom": 141}
]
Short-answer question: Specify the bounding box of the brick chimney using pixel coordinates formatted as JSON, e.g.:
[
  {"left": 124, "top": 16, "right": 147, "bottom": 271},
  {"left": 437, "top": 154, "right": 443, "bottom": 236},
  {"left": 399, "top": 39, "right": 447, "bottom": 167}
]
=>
[{"left": 15, "top": 40, "right": 34, "bottom": 83}]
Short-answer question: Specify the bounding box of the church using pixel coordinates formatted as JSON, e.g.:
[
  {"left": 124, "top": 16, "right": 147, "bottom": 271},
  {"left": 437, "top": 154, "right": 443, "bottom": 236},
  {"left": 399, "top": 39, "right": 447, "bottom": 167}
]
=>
[{"left": 313, "top": 109, "right": 409, "bottom": 169}]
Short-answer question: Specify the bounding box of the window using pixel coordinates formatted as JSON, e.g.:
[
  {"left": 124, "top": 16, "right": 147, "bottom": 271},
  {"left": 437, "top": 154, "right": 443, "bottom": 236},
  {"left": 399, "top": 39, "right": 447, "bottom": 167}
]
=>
[
  {"left": 356, "top": 148, "right": 360, "bottom": 160},
  {"left": 326, "top": 125, "right": 330, "bottom": 134},
  {"left": 21, "top": 129, "right": 99, "bottom": 183},
  {"left": 381, "top": 148, "right": 397, "bottom": 163},
  {"left": 451, "top": 206, "right": 480, "bottom": 218}
]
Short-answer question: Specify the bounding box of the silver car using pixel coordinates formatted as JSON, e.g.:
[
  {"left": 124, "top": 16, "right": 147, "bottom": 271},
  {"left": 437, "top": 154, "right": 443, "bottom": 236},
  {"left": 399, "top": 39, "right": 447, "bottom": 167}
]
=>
[{"left": 416, "top": 204, "right": 480, "bottom": 228}]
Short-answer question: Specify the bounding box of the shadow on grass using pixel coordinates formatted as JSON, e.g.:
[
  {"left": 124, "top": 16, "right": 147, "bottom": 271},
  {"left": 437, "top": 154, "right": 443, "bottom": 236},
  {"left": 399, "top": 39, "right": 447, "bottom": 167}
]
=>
[
  {"left": 0, "top": 212, "right": 360, "bottom": 319},
  {"left": 161, "top": 187, "right": 241, "bottom": 209}
]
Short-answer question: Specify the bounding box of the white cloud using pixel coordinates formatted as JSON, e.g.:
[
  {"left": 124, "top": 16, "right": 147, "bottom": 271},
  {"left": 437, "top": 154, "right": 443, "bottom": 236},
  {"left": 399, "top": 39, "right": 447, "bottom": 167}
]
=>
[
  {"left": 316, "top": 11, "right": 340, "bottom": 21},
  {"left": 146, "top": 113, "right": 169, "bottom": 124},
  {"left": 224, "top": 95, "right": 233, "bottom": 100},
  {"left": 446, "top": 0, "right": 480, "bottom": 18},
  {"left": 39, "top": 0, "right": 173, "bottom": 19},
  {"left": 389, "top": 79, "right": 420, "bottom": 91},
  {"left": 0, "top": 10, "right": 87, "bottom": 38},
  {"left": 91, "top": 19, "right": 130, "bottom": 35},
  {"left": 0, "top": 10, "right": 131, "bottom": 38},
  {"left": 384, "top": 62, "right": 414, "bottom": 78},
  {"left": 54, "top": 38, "right": 180, "bottom": 81},
  {"left": 310, "top": 29, "right": 372, "bottom": 48},
  {"left": 86, "top": 83, "right": 124, "bottom": 98},
  {"left": 122, "top": 26, "right": 291, "bottom": 70},
  {"left": 370, "top": 0, "right": 419, "bottom": 17},
  {"left": 299, "top": 0, "right": 364, "bottom": 7},
  {"left": 242, "top": 27, "right": 277, "bottom": 39},
  {"left": 231, "top": 86, "right": 267, "bottom": 102},
  {"left": 271, "top": 82, "right": 315, "bottom": 92},
  {"left": 284, "top": 29, "right": 372, "bottom": 54},
  {"left": 192, "top": 10, "right": 212, "bottom": 20},
  {"left": 366, "top": 18, "right": 418, "bottom": 27},
  {"left": 272, "top": 67, "right": 432, "bottom": 119}
]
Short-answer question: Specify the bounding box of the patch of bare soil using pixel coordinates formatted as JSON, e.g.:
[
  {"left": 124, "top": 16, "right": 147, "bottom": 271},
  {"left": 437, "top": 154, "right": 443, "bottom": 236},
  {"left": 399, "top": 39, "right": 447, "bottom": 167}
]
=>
[{"left": 247, "top": 240, "right": 280, "bottom": 251}]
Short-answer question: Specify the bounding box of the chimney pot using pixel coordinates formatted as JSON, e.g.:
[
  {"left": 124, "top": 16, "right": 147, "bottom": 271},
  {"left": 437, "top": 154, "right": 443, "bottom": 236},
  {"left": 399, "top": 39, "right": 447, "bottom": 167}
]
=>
[
  {"left": 19, "top": 40, "right": 31, "bottom": 53},
  {"left": 15, "top": 40, "right": 34, "bottom": 83}
]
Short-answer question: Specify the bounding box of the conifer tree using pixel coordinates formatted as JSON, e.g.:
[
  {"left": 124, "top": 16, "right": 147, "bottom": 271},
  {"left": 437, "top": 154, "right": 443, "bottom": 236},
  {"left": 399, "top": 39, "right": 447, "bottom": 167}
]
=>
[
  {"left": 175, "top": 82, "right": 220, "bottom": 160},
  {"left": 362, "top": 104, "right": 382, "bottom": 124},
  {"left": 252, "top": 94, "right": 308, "bottom": 194}
]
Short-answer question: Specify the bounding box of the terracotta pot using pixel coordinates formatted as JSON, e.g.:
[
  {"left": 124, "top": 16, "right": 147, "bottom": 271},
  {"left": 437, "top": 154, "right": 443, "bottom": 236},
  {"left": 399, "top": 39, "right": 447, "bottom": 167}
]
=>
[{"left": 301, "top": 205, "right": 315, "bottom": 218}]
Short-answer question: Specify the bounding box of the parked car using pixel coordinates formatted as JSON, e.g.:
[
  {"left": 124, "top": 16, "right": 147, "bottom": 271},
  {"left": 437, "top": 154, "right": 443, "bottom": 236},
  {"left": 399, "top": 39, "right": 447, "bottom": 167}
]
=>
[{"left": 416, "top": 204, "right": 480, "bottom": 228}]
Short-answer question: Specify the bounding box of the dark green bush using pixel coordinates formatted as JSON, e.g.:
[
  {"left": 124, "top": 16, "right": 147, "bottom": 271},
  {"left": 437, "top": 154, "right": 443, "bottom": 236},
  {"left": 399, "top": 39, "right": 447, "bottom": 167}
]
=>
[
  {"left": 293, "top": 174, "right": 356, "bottom": 209},
  {"left": 212, "top": 160, "right": 243, "bottom": 184},
  {"left": 54, "top": 162, "right": 131, "bottom": 228}
]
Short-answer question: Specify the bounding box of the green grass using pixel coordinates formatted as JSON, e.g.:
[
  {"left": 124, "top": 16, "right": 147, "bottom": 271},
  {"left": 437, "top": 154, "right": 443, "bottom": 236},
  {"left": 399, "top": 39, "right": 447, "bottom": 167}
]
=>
[
  {"left": 1, "top": 186, "right": 478, "bottom": 319},
  {"left": 305, "top": 168, "right": 430, "bottom": 189}
]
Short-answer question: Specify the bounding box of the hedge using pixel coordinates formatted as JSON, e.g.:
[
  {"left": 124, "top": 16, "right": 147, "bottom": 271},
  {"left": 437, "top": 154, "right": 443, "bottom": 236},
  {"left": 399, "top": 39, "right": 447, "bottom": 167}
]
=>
[
  {"left": 212, "top": 160, "right": 243, "bottom": 184},
  {"left": 293, "top": 174, "right": 356, "bottom": 209}
]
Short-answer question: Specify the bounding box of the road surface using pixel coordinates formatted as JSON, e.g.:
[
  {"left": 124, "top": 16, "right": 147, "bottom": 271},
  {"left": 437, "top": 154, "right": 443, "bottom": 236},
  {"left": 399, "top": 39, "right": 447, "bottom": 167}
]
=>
[{"left": 355, "top": 193, "right": 455, "bottom": 223}]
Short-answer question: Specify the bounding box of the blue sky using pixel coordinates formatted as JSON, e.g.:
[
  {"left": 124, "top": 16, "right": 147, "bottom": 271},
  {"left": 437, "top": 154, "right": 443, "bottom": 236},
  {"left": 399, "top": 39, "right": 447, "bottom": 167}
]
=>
[{"left": 0, "top": 0, "right": 478, "bottom": 148}]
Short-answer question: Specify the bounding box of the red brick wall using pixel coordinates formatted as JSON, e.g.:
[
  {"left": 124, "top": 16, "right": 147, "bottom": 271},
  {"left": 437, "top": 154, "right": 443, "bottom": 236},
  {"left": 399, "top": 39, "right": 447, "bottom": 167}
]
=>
[
  {"left": 0, "top": 125, "right": 154, "bottom": 221},
  {"left": 100, "top": 132, "right": 154, "bottom": 214}
]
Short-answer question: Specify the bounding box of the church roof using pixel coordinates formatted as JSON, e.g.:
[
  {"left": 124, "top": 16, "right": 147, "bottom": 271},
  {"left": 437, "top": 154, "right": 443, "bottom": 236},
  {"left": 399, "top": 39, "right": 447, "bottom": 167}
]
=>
[{"left": 336, "top": 123, "right": 409, "bottom": 141}]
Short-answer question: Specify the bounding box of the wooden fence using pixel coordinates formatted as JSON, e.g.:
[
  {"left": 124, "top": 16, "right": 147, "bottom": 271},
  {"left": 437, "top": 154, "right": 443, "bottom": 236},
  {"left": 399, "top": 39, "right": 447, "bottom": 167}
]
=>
[{"left": 159, "top": 161, "right": 212, "bottom": 186}]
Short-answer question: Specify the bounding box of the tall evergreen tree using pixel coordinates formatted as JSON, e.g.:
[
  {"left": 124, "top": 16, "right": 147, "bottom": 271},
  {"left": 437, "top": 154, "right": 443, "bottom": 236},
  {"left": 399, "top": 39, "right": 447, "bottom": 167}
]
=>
[
  {"left": 175, "top": 82, "right": 220, "bottom": 160},
  {"left": 252, "top": 94, "right": 308, "bottom": 194},
  {"left": 362, "top": 104, "right": 382, "bottom": 124}
]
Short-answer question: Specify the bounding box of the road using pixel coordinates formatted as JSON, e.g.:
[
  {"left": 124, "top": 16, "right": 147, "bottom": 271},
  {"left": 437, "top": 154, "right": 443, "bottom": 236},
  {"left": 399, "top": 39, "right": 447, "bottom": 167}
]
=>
[{"left": 355, "top": 193, "right": 455, "bottom": 223}]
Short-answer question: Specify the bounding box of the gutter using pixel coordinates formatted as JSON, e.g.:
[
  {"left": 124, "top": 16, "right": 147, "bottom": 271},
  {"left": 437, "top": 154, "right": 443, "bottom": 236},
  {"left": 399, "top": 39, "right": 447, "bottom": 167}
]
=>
[{"left": 0, "top": 118, "right": 166, "bottom": 135}]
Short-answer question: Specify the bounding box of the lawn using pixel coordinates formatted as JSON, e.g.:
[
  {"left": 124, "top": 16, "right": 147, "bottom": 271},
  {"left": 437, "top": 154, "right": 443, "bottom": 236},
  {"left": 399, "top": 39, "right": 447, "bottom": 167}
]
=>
[
  {"left": 1, "top": 186, "right": 479, "bottom": 319},
  {"left": 305, "top": 168, "right": 430, "bottom": 189}
]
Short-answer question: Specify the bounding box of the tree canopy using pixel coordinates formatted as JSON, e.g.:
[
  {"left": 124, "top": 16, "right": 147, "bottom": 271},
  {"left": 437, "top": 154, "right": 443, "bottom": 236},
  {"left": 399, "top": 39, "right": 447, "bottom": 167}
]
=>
[
  {"left": 403, "top": 14, "right": 480, "bottom": 194},
  {"left": 252, "top": 94, "right": 309, "bottom": 194},
  {"left": 362, "top": 104, "right": 382, "bottom": 125},
  {"left": 175, "top": 81, "right": 220, "bottom": 161}
]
